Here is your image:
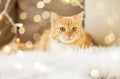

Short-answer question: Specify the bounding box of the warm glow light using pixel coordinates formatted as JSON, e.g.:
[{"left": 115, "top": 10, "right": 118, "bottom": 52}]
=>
[
  {"left": 19, "top": 27, "right": 25, "bottom": 34},
  {"left": 42, "top": 11, "right": 50, "bottom": 19},
  {"left": 20, "top": 12, "right": 27, "bottom": 20},
  {"left": 37, "top": 1, "right": 45, "bottom": 9},
  {"left": 90, "top": 69, "right": 101, "bottom": 78},
  {"left": 3, "top": 46, "right": 11, "bottom": 53},
  {"left": 15, "top": 38, "right": 21, "bottom": 43},
  {"left": 64, "top": 0, "right": 70, "bottom": 3},
  {"left": 71, "top": 0, "right": 80, "bottom": 6},
  {"left": 43, "top": 0, "right": 51, "bottom": 3},
  {"left": 34, "top": 15, "right": 41, "bottom": 23},
  {"left": 0, "top": 14, "right": 3, "bottom": 20},
  {"left": 61, "top": 0, "right": 70, "bottom": 4},
  {"left": 25, "top": 41, "right": 33, "bottom": 48},
  {"left": 33, "top": 33, "right": 40, "bottom": 41},
  {"left": 104, "top": 32, "right": 116, "bottom": 44}
]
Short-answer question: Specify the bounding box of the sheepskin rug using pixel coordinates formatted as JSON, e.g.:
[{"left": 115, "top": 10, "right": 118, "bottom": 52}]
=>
[{"left": 0, "top": 46, "right": 120, "bottom": 79}]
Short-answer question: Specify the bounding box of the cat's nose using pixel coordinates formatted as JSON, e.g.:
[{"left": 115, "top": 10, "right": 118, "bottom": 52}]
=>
[
  {"left": 66, "top": 32, "right": 72, "bottom": 38},
  {"left": 67, "top": 34, "right": 71, "bottom": 38}
]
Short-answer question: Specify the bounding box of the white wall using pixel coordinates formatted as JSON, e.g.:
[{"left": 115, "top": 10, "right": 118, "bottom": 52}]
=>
[{"left": 85, "top": 0, "right": 120, "bottom": 45}]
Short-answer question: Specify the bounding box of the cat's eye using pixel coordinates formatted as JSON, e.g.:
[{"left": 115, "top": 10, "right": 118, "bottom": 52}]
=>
[
  {"left": 60, "top": 27, "right": 66, "bottom": 32},
  {"left": 72, "top": 27, "right": 77, "bottom": 32}
]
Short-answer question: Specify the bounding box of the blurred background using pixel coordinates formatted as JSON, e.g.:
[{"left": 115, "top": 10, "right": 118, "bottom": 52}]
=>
[
  {"left": 0, "top": 0, "right": 120, "bottom": 48},
  {"left": 85, "top": 0, "right": 120, "bottom": 46},
  {"left": 0, "top": 0, "right": 83, "bottom": 48}
]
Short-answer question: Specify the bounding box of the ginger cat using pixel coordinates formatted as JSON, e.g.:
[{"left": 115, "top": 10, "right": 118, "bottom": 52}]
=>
[
  {"left": 33, "top": 11, "right": 94, "bottom": 51},
  {"left": 1, "top": 11, "right": 94, "bottom": 53}
]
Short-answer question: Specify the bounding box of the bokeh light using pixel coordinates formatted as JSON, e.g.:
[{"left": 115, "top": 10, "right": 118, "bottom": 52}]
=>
[
  {"left": 19, "top": 27, "right": 25, "bottom": 34},
  {"left": 104, "top": 32, "right": 116, "bottom": 44},
  {"left": 3, "top": 46, "right": 11, "bottom": 53},
  {"left": 20, "top": 12, "right": 27, "bottom": 20},
  {"left": 42, "top": 11, "right": 50, "bottom": 19},
  {"left": 63, "top": 0, "right": 70, "bottom": 4},
  {"left": 33, "top": 15, "right": 41, "bottom": 23},
  {"left": 43, "top": 0, "right": 51, "bottom": 3},
  {"left": 25, "top": 41, "right": 33, "bottom": 48},
  {"left": 0, "top": 14, "right": 3, "bottom": 21},
  {"left": 33, "top": 33, "right": 40, "bottom": 41},
  {"left": 71, "top": 0, "right": 80, "bottom": 6},
  {"left": 90, "top": 69, "right": 101, "bottom": 79},
  {"left": 15, "top": 38, "right": 21, "bottom": 43},
  {"left": 37, "top": 1, "right": 45, "bottom": 9}
]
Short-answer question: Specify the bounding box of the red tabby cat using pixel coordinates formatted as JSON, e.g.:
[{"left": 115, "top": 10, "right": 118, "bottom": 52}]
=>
[
  {"left": 33, "top": 11, "right": 94, "bottom": 51},
  {"left": 2, "top": 11, "right": 94, "bottom": 53}
]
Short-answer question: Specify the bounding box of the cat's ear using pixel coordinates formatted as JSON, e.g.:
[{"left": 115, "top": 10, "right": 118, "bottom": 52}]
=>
[
  {"left": 76, "top": 11, "right": 84, "bottom": 22},
  {"left": 50, "top": 12, "right": 58, "bottom": 21}
]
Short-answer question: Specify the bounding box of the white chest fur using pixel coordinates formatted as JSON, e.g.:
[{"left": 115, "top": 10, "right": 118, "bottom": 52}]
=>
[{"left": 50, "top": 39, "right": 80, "bottom": 52}]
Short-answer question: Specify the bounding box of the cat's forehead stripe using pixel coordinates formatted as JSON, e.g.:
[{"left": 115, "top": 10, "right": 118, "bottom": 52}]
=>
[{"left": 64, "top": 18, "right": 72, "bottom": 26}]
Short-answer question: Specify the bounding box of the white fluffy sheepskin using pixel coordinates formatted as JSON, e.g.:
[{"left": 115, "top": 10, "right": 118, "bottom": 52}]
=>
[{"left": 0, "top": 46, "right": 120, "bottom": 79}]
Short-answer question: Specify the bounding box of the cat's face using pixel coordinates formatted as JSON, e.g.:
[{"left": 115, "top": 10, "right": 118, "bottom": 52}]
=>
[{"left": 50, "top": 11, "right": 84, "bottom": 44}]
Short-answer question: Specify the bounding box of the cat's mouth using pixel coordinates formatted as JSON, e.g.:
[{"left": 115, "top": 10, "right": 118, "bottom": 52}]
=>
[{"left": 58, "top": 36, "right": 78, "bottom": 44}]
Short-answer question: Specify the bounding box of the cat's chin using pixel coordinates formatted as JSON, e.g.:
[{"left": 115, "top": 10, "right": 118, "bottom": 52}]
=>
[
  {"left": 58, "top": 37, "right": 77, "bottom": 44},
  {"left": 61, "top": 40, "right": 76, "bottom": 44}
]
